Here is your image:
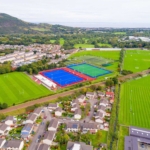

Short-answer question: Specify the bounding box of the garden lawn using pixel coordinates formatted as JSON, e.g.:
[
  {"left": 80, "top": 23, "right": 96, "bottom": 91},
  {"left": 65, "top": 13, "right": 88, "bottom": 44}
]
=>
[
  {"left": 0, "top": 72, "right": 52, "bottom": 106},
  {"left": 123, "top": 50, "right": 150, "bottom": 73},
  {"left": 74, "top": 44, "right": 94, "bottom": 48},
  {"left": 119, "top": 75, "right": 150, "bottom": 128},
  {"left": 70, "top": 51, "right": 120, "bottom": 60},
  {"left": 90, "top": 130, "right": 108, "bottom": 147}
]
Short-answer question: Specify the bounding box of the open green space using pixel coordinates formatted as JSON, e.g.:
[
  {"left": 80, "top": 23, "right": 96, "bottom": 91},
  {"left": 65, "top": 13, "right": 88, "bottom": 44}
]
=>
[
  {"left": 119, "top": 75, "right": 150, "bottom": 128},
  {"left": 113, "top": 32, "right": 126, "bottom": 35},
  {"left": 59, "top": 38, "right": 65, "bottom": 45},
  {"left": 123, "top": 50, "right": 150, "bottom": 73},
  {"left": 50, "top": 40, "right": 56, "bottom": 43},
  {"left": 118, "top": 126, "right": 129, "bottom": 150},
  {"left": 70, "top": 51, "right": 120, "bottom": 60},
  {"left": 74, "top": 44, "right": 94, "bottom": 48},
  {"left": 70, "top": 64, "right": 111, "bottom": 78},
  {"left": 31, "top": 27, "right": 49, "bottom": 31},
  {"left": 0, "top": 72, "right": 52, "bottom": 106},
  {"left": 98, "top": 43, "right": 112, "bottom": 48}
]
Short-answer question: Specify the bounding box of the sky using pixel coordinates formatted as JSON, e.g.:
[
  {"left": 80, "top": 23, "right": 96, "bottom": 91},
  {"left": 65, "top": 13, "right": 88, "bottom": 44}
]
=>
[{"left": 0, "top": 0, "right": 150, "bottom": 27}]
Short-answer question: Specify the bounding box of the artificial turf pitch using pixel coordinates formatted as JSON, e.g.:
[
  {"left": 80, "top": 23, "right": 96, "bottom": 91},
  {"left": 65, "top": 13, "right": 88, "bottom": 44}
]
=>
[
  {"left": 119, "top": 75, "right": 150, "bottom": 128},
  {"left": 41, "top": 69, "right": 84, "bottom": 87},
  {"left": 69, "top": 64, "right": 111, "bottom": 78},
  {"left": 0, "top": 72, "right": 51, "bottom": 106}
]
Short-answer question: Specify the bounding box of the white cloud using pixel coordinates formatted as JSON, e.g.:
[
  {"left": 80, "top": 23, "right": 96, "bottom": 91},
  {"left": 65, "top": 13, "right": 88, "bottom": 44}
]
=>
[{"left": 0, "top": 0, "right": 150, "bottom": 27}]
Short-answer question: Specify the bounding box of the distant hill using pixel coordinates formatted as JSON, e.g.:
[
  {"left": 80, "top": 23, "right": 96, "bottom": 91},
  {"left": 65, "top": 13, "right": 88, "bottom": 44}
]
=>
[{"left": 0, "top": 13, "right": 81, "bottom": 34}]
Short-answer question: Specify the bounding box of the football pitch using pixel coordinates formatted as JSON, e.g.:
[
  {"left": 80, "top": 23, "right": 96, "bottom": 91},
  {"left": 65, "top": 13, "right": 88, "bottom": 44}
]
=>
[
  {"left": 0, "top": 72, "right": 52, "bottom": 106},
  {"left": 119, "top": 75, "right": 150, "bottom": 128},
  {"left": 69, "top": 64, "right": 111, "bottom": 78},
  {"left": 123, "top": 50, "right": 150, "bottom": 73}
]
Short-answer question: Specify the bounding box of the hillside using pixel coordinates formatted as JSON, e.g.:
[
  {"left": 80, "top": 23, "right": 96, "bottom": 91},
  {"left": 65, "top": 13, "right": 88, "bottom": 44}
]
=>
[{"left": 0, "top": 13, "right": 81, "bottom": 34}]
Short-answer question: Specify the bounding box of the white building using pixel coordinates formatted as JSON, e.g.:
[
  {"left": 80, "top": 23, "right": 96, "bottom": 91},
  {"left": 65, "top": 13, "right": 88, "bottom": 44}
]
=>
[
  {"left": 55, "top": 107, "right": 62, "bottom": 117},
  {"left": 43, "top": 131, "right": 56, "bottom": 145}
]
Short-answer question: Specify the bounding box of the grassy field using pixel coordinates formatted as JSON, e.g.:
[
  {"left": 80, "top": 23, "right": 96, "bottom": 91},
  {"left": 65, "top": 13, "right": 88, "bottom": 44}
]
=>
[
  {"left": 59, "top": 38, "right": 65, "bottom": 45},
  {"left": 0, "top": 72, "right": 52, "bottom": 106},
  {"left": 74, "top": 44, "right": 94, "bottom": 48},
  {"left": 119, "top": 75, "right": 150, "bottom": 128},
  {"left": 31, "top": 27, "right": 49, "bottom": 31},
  {"left": 50, "top": 40, "right": 56, "bottom": 43},
  {"left": 117, "top": 126, "right": 129, "bottom": 150},
  {"left": 70, "top": 51, "right": 120, "bottom": 60},
  {"left": 98, "top": 43, "right": 112, "bottom": 48},
  {"left": 113, "top": 32, "right": 126, "bottom": 35},
  {"left": 123, "top": 50, "right": 150, "bottom": 73}
]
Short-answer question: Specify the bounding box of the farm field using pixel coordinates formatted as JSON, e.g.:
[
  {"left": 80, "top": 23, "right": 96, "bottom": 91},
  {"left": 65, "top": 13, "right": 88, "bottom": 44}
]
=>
[
  {"left": 74, "top": 44, "right": 94, "bottom": 48},
  {"left": 59, "top": 38, "right": 65, "bottom": 45},
  {"left": 123, "top": 50, "right": 150, "bottom": 73},
  {"left": 119, "top": 75, "right": 150, "bottom": 128},
  {"left": 0, "top": 72, "right": 52, "bottom": 106},
  {"left": 70, "top": 51, "right": 120, "bottom": 60},
  {"left": 50, "top": 39, "right": 56, "bottom": 43},
  {"left": 98, "top": 43, "right": 112, "bottom": 48}
]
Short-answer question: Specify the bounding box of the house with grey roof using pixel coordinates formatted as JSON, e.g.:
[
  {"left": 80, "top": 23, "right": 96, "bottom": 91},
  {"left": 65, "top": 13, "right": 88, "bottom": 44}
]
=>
[
  {"left": 48, "top": 119, "right": 59, "bottom": 131},
  {"left": 99, "top": 99, "right": 109, "bottom": 107},
  {"left": 0, "top": 139, "right": 6, "bottom": 148},
  {"left": 95, "top": 112, "right": 104, "bottom": 123},
  {"left": 97, "top": 91, "right": 105, "bottom": 97},
  {"left": 86, "top": 92, "right": 96, "bottom": 99},
  {"left": 77, "top": 95, "right": 86, "bottom": 103},
  {"left": 21, "top": 123, "right": 33, "bottom": 139},
  {"left": 97, "top": 105, "right": 106, "bottom": 114},
  {"left": 55, "top": 107, "right": 62, "bottom": 117},
  {"left": 4, "top": 116, "right": 15, "bottom": 126},
  {"left": 3, "top": 140, "right": 24, "bottom": 150},
  {"left": 33, "top": 107, "right": 43, "bottom": 116},
  {"left": 74, "top": 109, "right": 81, "bottom": 120},
  {"left": 48, "top": 103, "right": 58, "bottom": 111},
  {"left": 25, "top": 113, "right": 37, "bottom": 124},
  {"left": 43, "top": 131, "right": 56, "bottom": 145},
  {"left": 66, "top": 122, "right": 80, "bottom": 132},
  {"left": 67, "top": 141, "right": 93, "bottom": 150},
  {"left": 0, "top": 123, "right": 11, "bottom": 135},
  {"left": 81, "top": 123, "right": 98, "bottom": 133},
  {"left": 37, "top": 144, "right": 50, "bottom": 150}
]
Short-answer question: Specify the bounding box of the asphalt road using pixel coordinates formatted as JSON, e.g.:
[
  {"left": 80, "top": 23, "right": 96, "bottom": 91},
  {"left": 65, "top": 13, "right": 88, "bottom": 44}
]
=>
[{"left": 28, "top": 107, "right": 51, "bottom": 150}]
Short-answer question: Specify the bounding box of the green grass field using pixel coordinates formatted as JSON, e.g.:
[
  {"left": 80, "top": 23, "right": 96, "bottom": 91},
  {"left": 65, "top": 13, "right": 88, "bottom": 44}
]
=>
[
  {"left": 70, "top": 64, "right": 111, "bottom": 78},
  {"left": 123, "top": 50, "right": 150, "bottom": 73},
  {"left": 74, "top": 44, "right": 94, "bottom": 48},
  {"left": 119, "top": 75, "right": 150, "bottom": 128},
  {"left": 59, "top": 38, "right": 65, "bottom": 45},
  {"left": 70, "top": 51, "right": 120, "bottom": 60},
  {"left": 50, "top": 40, "right": 56, "bottom": 43},
  {"left": 98, "top": 43, "right": 112, "bottom": 48},
  {"left": 113, "top": 32, "right": 126, "bottom": 35},
  {"left": 0, "top": 72, "right": 52, "bottom": 106}
]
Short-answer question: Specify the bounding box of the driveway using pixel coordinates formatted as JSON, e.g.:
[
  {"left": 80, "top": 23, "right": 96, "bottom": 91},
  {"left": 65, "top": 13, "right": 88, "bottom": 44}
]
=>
[{"left": 28, "top": 107, "right": 51, "bottom": 150}]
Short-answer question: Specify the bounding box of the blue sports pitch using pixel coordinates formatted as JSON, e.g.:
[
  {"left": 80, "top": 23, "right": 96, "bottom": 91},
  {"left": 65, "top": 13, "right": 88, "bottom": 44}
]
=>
[{"left": 41, "top": 69, "right": 84, "bottom": 87}]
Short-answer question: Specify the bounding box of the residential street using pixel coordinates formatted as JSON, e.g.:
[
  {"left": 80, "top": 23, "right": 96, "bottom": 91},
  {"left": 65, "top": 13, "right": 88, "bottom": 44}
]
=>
[{"left": 28, "top": 107, "right": 51, "bottom": 150}]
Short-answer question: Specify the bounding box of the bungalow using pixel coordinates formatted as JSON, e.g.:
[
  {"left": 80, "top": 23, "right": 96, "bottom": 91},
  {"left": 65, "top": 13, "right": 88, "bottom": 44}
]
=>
[
  {"left": 48, "top": 103, "right": 58, "bottom": 111},
  {"left": 97, "top": 91, "right": 105, "bottom": 97},
  {"left": 99, "top": 99, "right": 109, "bottom": 107},
  {"left": 81, "top": 123, "right": 98, "bottom": 133},
  {"left": 4, "top": 116, "right": 14, "bottom": 126},
  {"left": 74, "top": 109, "right": 81, "bottom": 120},
  {"left": 77, "top": 95, "right": 86, "bottom": 103},
  {"left": 0, "top": 123, "right": 11, "bottom": 135},
  {"left": 67, "top": 141, "right": 93, "bottom": 150},
  {"left": 55, "top": 107, "right": 62, "bottom": 117},
  {"left": 3, "top": 140, "right": 24, "bottom": 150},
  {"left": 0, "top": 139, "right": 6, "bottom": 148},
  {"left": 106, "top": 92, "right": 114, "bottom": 98},
  {"left": 37, "top": 144, "right": 50, "bottom": 150},
  {"left": 48, "top": 119, "right": 59, "bottom": 131},
  {"left": 43, "top": 131, "right": 56, "bottom": 145},
  {"left": 25, "top": 114, "right": 37, "bottom": 124},
  {"left": 86, "top": 92, "right": 96, "bottom": 99},
  {"left": 33, "top": 107, "right": 43, "bottom": 117},
  {"left": 97, "top": 105, "right": 106, "bottom": 114},
  {"left": 21, "top": 123, "right": 33, "bottom": 139},
  {"left": 66, "top": 122, "right": 80, "bottom": 132}
]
